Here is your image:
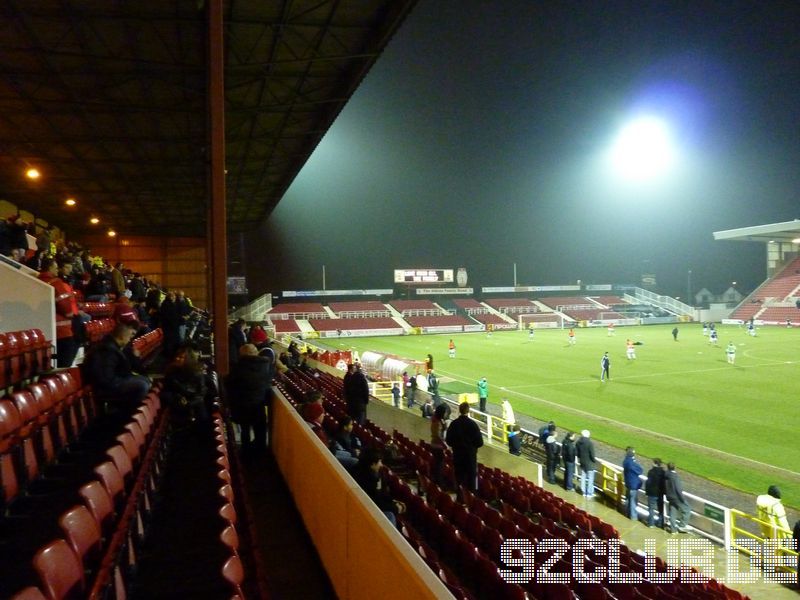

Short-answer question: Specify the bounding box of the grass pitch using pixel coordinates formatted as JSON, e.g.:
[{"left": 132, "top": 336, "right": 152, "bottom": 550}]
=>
[{"left": 326, "top": 323, "right": 800, "bottom": 506}]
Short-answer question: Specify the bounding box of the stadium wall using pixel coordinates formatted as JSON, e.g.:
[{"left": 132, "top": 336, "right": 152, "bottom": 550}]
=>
[{"left": 270, "top": 391, "right": 450, "bottom": 600}]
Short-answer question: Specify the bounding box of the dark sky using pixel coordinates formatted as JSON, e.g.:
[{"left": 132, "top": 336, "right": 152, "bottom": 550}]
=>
[{"left": 246, "top": 0, "right": 800, "bottom": 300}]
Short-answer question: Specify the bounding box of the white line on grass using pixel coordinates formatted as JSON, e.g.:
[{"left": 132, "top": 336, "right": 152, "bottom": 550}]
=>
[
  {"left": 501, "top": 358, "right": 798, "bottom": 389},
  {"left": 434, "top": 367, "right": 800, "bottom": 480}
]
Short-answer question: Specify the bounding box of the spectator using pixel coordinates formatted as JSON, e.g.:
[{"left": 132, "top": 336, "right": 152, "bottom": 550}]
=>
[
  {"left": 645, "top": 458, "right": 666, "bottom": 528},
  {"left": 477, "top": 377, "right": 488, "bottom": 412},
  {"left": 430, "top": 404, "right": 448, "bottom": 485},
  {"left": 401, "top": 371, "right": 410, "bottom": 405},
  {"left": 538, "top": 421, "right": 555, "bottom": 446},
  {"left": 226, "top": 344, "right": 271, "bottom": 458},
  {"left": 84, "top": 264, "right": 110, "bottom": 302},
  {"left": 175, "top": 291, "right": 193, "bottom": 343},
  {"left": 427, "top": 369, "right": 440, "bottom": 402},
  {"left": 109, "top": 262, "right": 126, "bottom": 298},
  {"left": 302, "top": 398, "right": 329, "bottom": 446},
  {"left": 38, "top": 257, "right": 82, "bottom": 367},
  {"left": 353, "top": 447, "right": 405, "bottom": 528},
  {"left": 159, "top": 291, "right": 183, "bottom": 359},
  {"left": 164, "top": 345, "right": 209, "bottom": 424},
  {"left": 248, "top": 324, "right": 268, "bottom": 347},
  {"left": 623, "top": 447, "right": 644, "bottom": 520},
  {"left": 408, "top": 374, "right": 418, "bottom": 408},
  {"left": 445, "top": 402, "right": 484, "bottom": 497},
  {"left": 391, "top": 382, "right": 401, "bottom": 408},
  {"left": 420, "top": 396, "right": 434, "bottom": 418},
  {"left": 344, "top": 363, "right": 370, "bottom": 425},
  {"left": 329, "top": 416, "right": 359, "bottom": 470},
  {"left": 508, "top": 424, "right": 522, "bottom": 456},
  {"left": 561, "top": 432, "right": 576, "bottom": 491},
  {"left": 83, "top": 322, "right": 151, "bottom": 411},
  {"left": 756, "top": 485, "right": 791, "bottom": 539},
  {"left": 501, "top": 399, "right": 515, "bottom": 425},
  {"left": 664, "top": 462, "right": 691, "bottom": 533},
  {"left": 228, "top": 318, "right": 247, "bottom": 367},
  {"left": 113, "top": 293, "right": 139, "bottom": 327},
  {"left": 544, "top": 433, "right": 560, "bottom": 484},
  {"left": 128, "top": 272, "right": 147, "bottom": 303},
  {"left": 576, "top": 430, "right": 597, "bottom": 498}
]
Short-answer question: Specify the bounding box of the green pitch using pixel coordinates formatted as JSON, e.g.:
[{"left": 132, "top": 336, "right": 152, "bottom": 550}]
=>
[{"left": 326, "top": 324, "right": 800, "bottom": 507}]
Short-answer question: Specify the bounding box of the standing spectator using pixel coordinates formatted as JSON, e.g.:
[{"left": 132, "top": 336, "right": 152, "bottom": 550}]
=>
[
  {"left": 538, "top": 421, "right": 555, "bottom": 446},
  {"left": 391, "top": 382, "right": 401, "bottom": 408},
  {"left": 129, "top": 272, "right": 147, "bottom": 303},
  {"left": 664, "top": 462, "right": 691, "bottom": 533},
  {"left": 501, "top": 399, "right": 515, "bottom": 425},
  {"left": 225, "top": 344, "right": 271, "bottom": 458},
  {"left": 508, "top": 424, "right": 522, "bottom": 456},
  {"left": 756, "top": 485, "right": 791, "bottom": 539},
  {"left": 427, "top": 370, "right": 440, "bottom": 404},
  {"left": 83, "top": 322, "right": 151, "bottom": 411},
  {"left": 600, "top": 352, "right": 610, "bottom": 382},
  {"left": 645, "top": 458, "right": 666, "bottom": 528},
  {"left": 344, "top": 363, "right": 370, "bottom": 425},
  {"left": 159, "top": 291, "right": 182, "bottom": 360},
  {"left": 430, "top": 404, "right": 448, "bottom": 485},
  {"left": 477, "top": 377, "right": 488, "bottom": 412},
  {"left": 401, "top": 371, "right": 410, "bottom": 405},
  {"left": 576, "top": 429, "right": 597, "bottom": 498},
  {"left": 445, "top": 402, "right": 483, "bottom": 497},
  {"left": 623, "top": 447, "right": 644, "bottom": 520},
  {"left": 408, "top": 374, "right": 418, "bottom": 408},
  {"left": 561, "top": 432, "right": 576, "bottom": 491},
  {"left": 544, "top": 433, "right": 560, "bottom": 484},
  {"left": 228, "top": 318, "right": 247, "bottom": 368},
  {"left": 175, "top": 291, "right": 192, "bottom": 343},
  {"left": 38, "top": 257, "right": 81, "bottom": 367},
  {"left": 109, "top": 262, "right": 126, "bottom": 299},
  {"left": 248, "top": 324, "right": 268, "bottom": 347}
]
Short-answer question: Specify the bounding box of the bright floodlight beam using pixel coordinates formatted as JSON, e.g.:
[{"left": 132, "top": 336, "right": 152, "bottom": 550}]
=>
[{"left": 609, "top": 116, "right": 676, "bottom": 181}]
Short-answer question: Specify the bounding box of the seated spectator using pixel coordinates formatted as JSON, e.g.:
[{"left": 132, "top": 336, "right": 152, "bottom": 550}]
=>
[
  {"left": 113, "top": 292, "right": 140, "bottom": 327},
  {"left": 164, "top": 345, "right": 209, "bottom": 424},
  {"left": 226, "top": 343, "right": 271, "bottom": 458},
  {"left": 248, "top": 324, "right": 268, "bottom": 347},
  {"left": 83, "top": 322, "right": 151, "bottom": 410},
  {"left": 353, "top": 447, "right": 405, "bottom": 528},
  {"left": 332, "top": 416, "right": 361, "bottom": 459},
  {"left": 420, "top": 396, "right": 434, "bottom": 419},
  {"left": 302, "top": 400, "right": 329, "bottom": 446}
]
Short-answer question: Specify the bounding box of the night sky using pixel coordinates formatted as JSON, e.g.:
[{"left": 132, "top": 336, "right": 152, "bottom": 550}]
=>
[{"left": 246, "top": 0, "right": 800, "bottom": 300}]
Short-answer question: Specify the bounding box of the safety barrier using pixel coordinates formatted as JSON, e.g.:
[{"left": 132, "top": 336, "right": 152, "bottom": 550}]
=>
[
  {"left": 729, "top": 509, "right": 798, "bottom": 573},
  {"left": 270, "top": 391, "right": 451, "bottom": 600}
]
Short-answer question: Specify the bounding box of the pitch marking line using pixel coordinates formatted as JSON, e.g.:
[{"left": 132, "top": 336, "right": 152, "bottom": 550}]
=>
[
  {"left": 500, "top": 358, "right": 799, "bottom": 389},
  {"left": 434, "top": 368, "right": 800, "bottom": 481}
]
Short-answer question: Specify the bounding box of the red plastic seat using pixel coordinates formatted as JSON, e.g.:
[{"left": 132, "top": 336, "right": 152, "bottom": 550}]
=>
[
  {"left": 94, "top": 461, "right": 126, "bottom": 509},
  {"left": 78, "top": 480, "right": 116, "bottom": 538},
  {"left": 106, "top": 445, "right": 134, "bottom": 488},
  {"left": 0, "top": 399, "right": 23, "bottom": 508},
  {"left": 221, "top": 554, "right": 245, "bottom": 597},
  {"left": 59, "top": 505, "right": 102, "bottom": 573},
  {"left": 32, "top": 539, "right": 85, "bottom": 600},
  {"left": 10, "top": 587, "right": 48, "bottom": 600},
  {"left": 220, "top": 524, "right": 240, "bottom": 554}
]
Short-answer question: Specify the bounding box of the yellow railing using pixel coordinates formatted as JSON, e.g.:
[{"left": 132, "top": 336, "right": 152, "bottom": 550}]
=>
[
  {"left": 729, "top": 509, "right": 797, "bottom": 572},
  {"left": 599, "top": 461, "right": 623, "bottom": 505}
]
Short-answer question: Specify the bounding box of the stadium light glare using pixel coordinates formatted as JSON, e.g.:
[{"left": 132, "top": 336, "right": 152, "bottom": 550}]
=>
[
  {"left": 609, "top": 116, "right": 676, "bottom": 181},
  {"left": 792, "top": 237, "right": 800, "bottom": 244}
]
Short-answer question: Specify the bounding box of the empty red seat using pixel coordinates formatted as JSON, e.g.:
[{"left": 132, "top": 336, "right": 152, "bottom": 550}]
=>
[
  {"left": 32, "top": 539, "right": 85, "bottom": 600},
  {"left": 0, "top": 399, "right": 23, "bottom": 509},
  {"left": 59, "top": 505, "right": 103, "bottom": 574}
]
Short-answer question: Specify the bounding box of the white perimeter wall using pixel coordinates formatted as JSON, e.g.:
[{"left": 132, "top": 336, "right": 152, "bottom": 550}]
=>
[{"left": 0, "top": 259, "right": 56, "bottom": 345}]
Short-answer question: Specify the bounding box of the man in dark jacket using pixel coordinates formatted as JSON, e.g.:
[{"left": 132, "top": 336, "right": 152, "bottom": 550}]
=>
[
  {"left": 225, "top": 344, "right": 271, "bottom": 458},
  {"left": 664, "top": 462, "right": 691, "bottom": 533},
  {"left": 445, "top": 402, "right": 484, "bottom": 496},
  {"left": 645, "top": 458, "right": 666, "bottom": 528},
  {"left": 561, "top": 432, "right": 576, "bottom": 491},
  {"left": 344, "top": 363, "right": 370, "bottom": 425},
  {"left": 623, "top": 447, "right": 644, "bottom": 520},
  {"left": 576, "top": 429, "right": 597, "bottom": 498},
  {"left": 353, "top": 447, "right": 404, "bottom": 528},
  {"left": 83, "top": 322, "right": 150, "bottom": 410},
  {"left": 544, "top": 433, "right": 560, "bottom": 484}
]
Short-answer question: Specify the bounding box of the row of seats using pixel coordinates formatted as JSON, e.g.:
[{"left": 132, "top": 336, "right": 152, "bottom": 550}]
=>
[
  {"left": 131, "top": 328, "right": 163, "bottom": 361},
  {"left": 8, "top": 390, "right": 169, "bottom": 599},
  {"left": 0, "top": 370, "right": 95, "bottom": 512},
  {"left": 80, "top": 302, "right": 114, "bottom": 319},
  {"left": 0, "top": 329, "right": 52, "bottom": 390},
  {"left": 84, "top": 319, "right": 115, "bottom": 344},
  {"left": 278, "top": 368, "right": 750, "bottom": 600}
]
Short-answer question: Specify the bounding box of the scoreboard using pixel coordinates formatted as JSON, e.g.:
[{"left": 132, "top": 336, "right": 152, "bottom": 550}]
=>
[{"left": 394, "top": 269, "right": 454, "bottom": 284}]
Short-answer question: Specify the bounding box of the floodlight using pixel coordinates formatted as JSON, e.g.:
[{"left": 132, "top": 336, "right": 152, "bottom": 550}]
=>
[
  {"left": 25, "top": 167, "right": 40, "bottom": 179},
  {"left": 609, "top": 116, "right": 675, "bottom": 180}
]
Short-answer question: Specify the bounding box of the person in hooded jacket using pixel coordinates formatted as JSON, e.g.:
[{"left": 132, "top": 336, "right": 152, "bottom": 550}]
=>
[
  {"left": 544, "top": 434, "right": 561, "bottom": 484},
  {"left": 664, "top": 462, "right": 691, "bottom": 533},
  {"left": 226, "top": 344, "right": 271, "bottom": 458},
  {"left": 756, "top": 485, "right": 791, "bottom": 539},
  {"left": 561, "top": 432, "right": 576, "bottom": 491},
  {"left": 645, "top": 458, "right": 666, "bottom": 528}
]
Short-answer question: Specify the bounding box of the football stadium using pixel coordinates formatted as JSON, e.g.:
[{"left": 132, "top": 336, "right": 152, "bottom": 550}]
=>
[{"left": 1, "top": 2, "right": 800, "bottom": 600}]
